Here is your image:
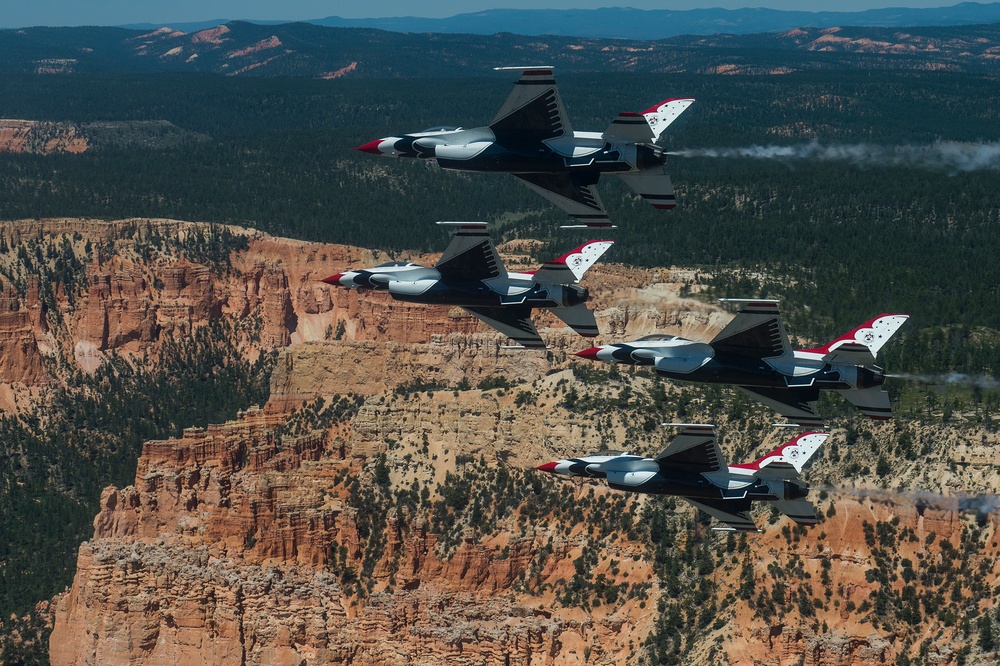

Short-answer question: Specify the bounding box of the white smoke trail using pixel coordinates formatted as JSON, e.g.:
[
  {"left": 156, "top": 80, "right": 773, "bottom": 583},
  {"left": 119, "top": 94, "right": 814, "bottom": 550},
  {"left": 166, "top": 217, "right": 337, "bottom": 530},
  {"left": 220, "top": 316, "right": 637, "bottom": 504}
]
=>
[
  {"left": 884, "top": 372, "right": 1000, "bottom": 390},
  {"left": 666, "top": 140, "right": 1000, "bottom": 174},
  {"left": 816, "top": 486, "right": 1000, "bottom": 519}
]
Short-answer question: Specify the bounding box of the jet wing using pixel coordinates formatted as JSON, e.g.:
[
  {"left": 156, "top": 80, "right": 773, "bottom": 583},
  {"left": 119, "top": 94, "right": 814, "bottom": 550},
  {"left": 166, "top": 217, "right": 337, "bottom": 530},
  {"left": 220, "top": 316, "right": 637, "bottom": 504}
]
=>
[
  {"left": 737, "top": 386, "right": 825, "bottom": 428},
  {"left": 464, "top": 306, "right": 545, "bottom": 348},
  {"left": 550, "top": 303, "right": 599, "bottom": 337},
  {"left": 490, "top": 67, "right": 571, "bottom": 143},
  {"left": 435, "top": 222, "right": 506, "bottom": 281},
  {"left": 512, "top": 173, "right": 612, "bottom": 228},
  {"left": 683, "top": 498, "right": 760, "bottom": 532},
  {"left": 711, "top": 299, "right": 791, "bottom": 360},
  {"left": 654, "top": 424, "right": 725, "bottom": 474}
]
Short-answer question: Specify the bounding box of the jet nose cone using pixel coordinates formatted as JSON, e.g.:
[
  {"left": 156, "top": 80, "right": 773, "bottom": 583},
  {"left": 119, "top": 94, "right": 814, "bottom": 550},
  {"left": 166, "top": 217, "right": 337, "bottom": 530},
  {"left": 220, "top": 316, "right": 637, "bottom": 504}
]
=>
[
  {"left": 355, "top": 139, "right": 384, "bottom": 155},
  {"left": 575, "top": 346, "right": 601, "bottom": 360},
  {"left": 535, "top": 461, "right": 559, "bottom": 473},
  {"left": 322, "top": 272, "right": 346, "bottom": 285}
]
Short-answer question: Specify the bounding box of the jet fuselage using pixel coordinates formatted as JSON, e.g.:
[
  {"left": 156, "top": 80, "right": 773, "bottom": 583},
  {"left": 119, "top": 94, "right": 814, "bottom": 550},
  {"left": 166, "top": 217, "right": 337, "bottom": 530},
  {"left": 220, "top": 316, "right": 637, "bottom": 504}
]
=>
[
  {"left": 538, "top": 454, "right": 809, "bottom": 502},
  {"left": 326, "top": 263, "right": 588, "bottom": 309},
  {"left": 579, "top": 337, "right": 885, "bottom": 392},
  {"left": 359, "top": 128, "right": 665, "bottom": 175}
]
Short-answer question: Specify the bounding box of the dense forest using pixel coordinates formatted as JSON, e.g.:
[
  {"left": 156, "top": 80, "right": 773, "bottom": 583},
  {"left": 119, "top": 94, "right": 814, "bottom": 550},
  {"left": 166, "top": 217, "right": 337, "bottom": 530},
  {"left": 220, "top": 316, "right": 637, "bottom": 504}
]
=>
[
  {"left": 0, "top": 69, "right": 998, "bottom": 361},
  {"left": 0, "top": 319, "right": 274, "bottom": 663},
  {"left": 0, "top": 60, "right": 999, "bottom": 664}
]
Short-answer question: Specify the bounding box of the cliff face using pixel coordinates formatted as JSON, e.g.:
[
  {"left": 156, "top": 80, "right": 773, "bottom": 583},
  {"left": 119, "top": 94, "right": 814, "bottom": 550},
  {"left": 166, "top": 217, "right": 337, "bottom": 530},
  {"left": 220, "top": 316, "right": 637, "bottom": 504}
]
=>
[
  {"left": 30, "top": 218, "right": 1000, "bottom": 665},
  {"left": 50, "top": 403, "right": 657, "bottom": 666},
  {"left": 50, "top": 377, "right": 1000, "bottom": 665}
]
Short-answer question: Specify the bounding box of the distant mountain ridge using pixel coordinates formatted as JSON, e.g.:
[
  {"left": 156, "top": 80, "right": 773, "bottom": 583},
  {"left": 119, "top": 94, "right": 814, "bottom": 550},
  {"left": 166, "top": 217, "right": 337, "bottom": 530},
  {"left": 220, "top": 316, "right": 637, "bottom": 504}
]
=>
[
  {"left": 120, "top": 2, "right": 1000, "bottom": 40},
  {"left": 5, "top": 19, "right": 1000, "bottom": 78}
]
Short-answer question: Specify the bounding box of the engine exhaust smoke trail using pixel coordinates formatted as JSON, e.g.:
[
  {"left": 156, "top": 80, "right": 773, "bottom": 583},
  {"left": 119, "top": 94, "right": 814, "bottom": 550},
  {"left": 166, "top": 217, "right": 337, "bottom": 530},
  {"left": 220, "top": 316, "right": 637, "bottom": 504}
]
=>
[
  {"left": 883, "top": 372, "right": 1000, "bottom": 389},
  {"left": 815, "top": 486, "right": 1000, "bottom": 520},
  {"left": 666, "top": 140, "right": 1000, "bottom": 173}
]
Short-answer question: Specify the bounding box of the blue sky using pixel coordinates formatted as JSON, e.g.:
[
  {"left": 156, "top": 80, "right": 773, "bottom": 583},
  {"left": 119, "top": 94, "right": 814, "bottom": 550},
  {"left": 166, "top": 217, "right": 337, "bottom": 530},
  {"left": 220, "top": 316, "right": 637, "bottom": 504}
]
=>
[{"left": 1, "top": 0, "right": 979, "bottom": 29}]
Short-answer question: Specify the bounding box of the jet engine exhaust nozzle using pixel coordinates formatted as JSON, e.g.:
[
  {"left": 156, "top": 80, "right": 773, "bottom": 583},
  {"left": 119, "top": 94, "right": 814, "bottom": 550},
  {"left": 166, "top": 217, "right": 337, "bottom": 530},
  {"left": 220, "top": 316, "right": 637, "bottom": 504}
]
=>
[
  {"left": 566, "top": 286, "right": 589, "bottom": 307},
  {"left": 857, "top": 365, "right": 885, "bottom": 389}
]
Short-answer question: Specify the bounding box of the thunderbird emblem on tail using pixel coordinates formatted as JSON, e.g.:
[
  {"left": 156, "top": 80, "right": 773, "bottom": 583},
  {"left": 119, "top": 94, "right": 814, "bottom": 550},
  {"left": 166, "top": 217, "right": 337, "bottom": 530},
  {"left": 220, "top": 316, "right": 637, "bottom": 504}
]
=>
[
  {"left": 575, "top": 299, "right": 909, "bottom": 427},
  {"left": 355, "top": 66, "right": 694, "bottom": 228},
  {"left": 537, "top": 425, "right": 829, "bottom": 532},
  {"left": 323, "top": 222, "right": 612, "bottom": 348}
]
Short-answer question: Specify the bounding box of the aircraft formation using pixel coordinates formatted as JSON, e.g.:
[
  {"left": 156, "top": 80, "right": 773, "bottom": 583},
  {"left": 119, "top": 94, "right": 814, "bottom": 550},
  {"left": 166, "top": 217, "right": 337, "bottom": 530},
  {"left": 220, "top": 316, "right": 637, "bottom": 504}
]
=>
[{"left": 340, "top": 66, "right": 911, "bottom": 532}]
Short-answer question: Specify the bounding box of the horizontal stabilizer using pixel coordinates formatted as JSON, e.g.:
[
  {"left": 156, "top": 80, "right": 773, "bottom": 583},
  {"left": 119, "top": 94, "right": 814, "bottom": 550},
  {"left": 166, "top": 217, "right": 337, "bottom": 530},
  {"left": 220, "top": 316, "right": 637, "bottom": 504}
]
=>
[
  {"left": 642, "top": 98, "right": 695, "bottom": 142},
  {"left": 771, "top": 498, "right": 819, "bottom": 526},
  {"left": 617, "top": 169, "right": 676, "bottom": 210},
  {"left": 824, "top": 343, "right": 876, "bottom": 366},
  {"left": 603, "top": 112, "right": 655, "bottom": 142},
  {"left": 550, "top": 303, "right": 599, "bottom": 338},
  {"left": 533, "top": 240, "right": 614, "bottom": 284},
  {"left": 841, "top": 385, "right": 893, "bottom": 421}
]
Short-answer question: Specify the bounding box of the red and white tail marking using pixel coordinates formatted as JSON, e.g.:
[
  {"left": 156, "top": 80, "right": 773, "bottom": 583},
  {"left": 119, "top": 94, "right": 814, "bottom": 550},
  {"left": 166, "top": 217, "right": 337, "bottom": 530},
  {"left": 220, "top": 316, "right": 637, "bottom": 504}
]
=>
[
  {"left": 533, "top": 240, "right": 614, "bottom": 284},
  {"left": 801, "top": 314, "right": 909, "bottom": 357},
  {"left": 730, "top": 432, "right": 829, "bottom": 474},
  {"left": 642, "top": 98, "right": 695, "bottom": 141}
]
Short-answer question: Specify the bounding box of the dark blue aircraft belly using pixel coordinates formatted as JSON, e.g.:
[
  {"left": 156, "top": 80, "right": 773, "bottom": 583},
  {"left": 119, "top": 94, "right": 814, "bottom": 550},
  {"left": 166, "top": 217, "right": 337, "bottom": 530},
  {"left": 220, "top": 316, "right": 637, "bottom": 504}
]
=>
[
  {"left": 656, "top": 357, "right": 789, "bottom": 388},
  {"left": 607, "top": 473, "right": 724, "bottom": 500},
  {"left": 390, "top": 281, "right": 562, "bottom": 308},
  {"left": 655, "top": 356, "right": 856, "bottom": 391},
  {"left": 436, "top": 143, "right": 631, "bottom": 174}
]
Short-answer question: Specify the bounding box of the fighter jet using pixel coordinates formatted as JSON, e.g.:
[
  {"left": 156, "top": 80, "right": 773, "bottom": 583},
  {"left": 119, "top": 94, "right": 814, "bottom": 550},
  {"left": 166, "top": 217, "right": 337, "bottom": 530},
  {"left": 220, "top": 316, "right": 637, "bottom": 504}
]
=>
[
  {"left": 575, "top": 299, "right": 909, "bottom": 427},
  {"left": 536, "top": 425, "right": 829, "bottom": 532},
  {"left": 355, "top": 66, "right": 694, "bottom": 228},
  {"left": 322, "top": 222, "right": 612, "bottom": 348}
]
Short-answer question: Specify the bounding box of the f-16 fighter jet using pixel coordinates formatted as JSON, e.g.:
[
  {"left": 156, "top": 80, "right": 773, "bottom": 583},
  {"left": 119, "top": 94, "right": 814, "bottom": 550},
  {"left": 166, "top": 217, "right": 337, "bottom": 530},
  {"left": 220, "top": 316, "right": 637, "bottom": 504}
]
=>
[
  {"left": 355, "top": 66, "right": 694, "bottom": 228},
  {"left": 575, "top": 300, "right": 909, "bottom": 427},
  {"left": 536, "top": 425, "right": 829, "bottom": 532},
  {"left": 322, "top": 222, "right": 612, "bottom": 348}
]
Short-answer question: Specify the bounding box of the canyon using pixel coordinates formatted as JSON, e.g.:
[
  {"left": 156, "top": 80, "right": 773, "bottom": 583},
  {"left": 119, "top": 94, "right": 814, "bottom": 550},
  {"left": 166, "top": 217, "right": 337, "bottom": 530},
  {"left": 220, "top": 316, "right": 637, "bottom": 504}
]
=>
[{"left": 0, "top": 219, "right": 995, "bottom": 664}]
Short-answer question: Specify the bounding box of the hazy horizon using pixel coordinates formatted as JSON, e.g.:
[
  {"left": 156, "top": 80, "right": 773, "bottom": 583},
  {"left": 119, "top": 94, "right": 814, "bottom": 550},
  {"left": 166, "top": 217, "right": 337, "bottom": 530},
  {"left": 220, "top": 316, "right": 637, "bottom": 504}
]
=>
[{"left": 2, "top": 0, "right": 994, "bottom": 30}]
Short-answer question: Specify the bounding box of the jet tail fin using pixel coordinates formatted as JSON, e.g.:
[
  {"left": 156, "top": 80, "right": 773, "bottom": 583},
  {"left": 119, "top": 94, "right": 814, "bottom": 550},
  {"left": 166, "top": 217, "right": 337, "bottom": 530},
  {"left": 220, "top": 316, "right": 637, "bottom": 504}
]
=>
[
  {"left": 801, "top": 314, "right": 909, "bottom": 357},
  {"left": 642, "top": 98, "right": 695, "bottom": 142},
  {"left": 550, "top": 302, "right": 599, "bottom": 338},
  {"left": 532, "top": 240, "right": 614, "bottom": 284},
  {"left": 771, "top": 498, "right": 819, "bottom": 526},
  {"left": 730, "top": 431, "right": 829, "bottom": 476}
]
